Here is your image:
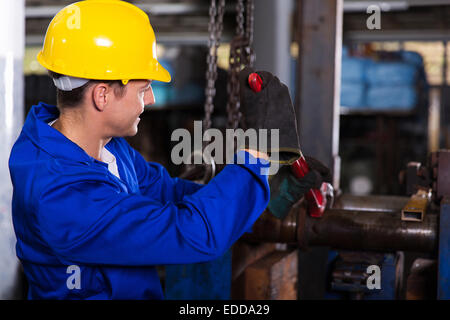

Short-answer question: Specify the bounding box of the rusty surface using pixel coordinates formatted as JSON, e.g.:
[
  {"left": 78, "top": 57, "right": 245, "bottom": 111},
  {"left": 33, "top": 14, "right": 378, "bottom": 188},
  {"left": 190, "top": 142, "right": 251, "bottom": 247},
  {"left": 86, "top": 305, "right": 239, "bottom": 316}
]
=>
[
  {"left": 245, "top": 197, "right": 438, "bottom": 253},
  {"left": 302, "top": 209, "right": 438, "bottom": 253},
  {"left": 243, "top": 207, "right": 299, "bottom": 245},
  {"left": 237, "top": 250, "right": 298, "bottom": 300}
]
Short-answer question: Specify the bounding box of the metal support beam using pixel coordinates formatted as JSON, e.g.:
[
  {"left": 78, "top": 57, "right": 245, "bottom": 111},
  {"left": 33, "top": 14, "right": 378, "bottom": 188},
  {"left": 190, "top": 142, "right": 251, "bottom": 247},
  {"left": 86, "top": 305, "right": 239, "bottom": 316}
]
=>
[
  {"left": 428, "top": 88, "right": 441, "bottom": 153},
  {"left": 0, "top": 0, "right": 25, "bottom": 299},
  {"left": 295, "top": 0, "right": 342, "bottom": 189},
  {"left": 253, "top": 0, "right": 293, "bottom": 86},
  {"left": 25, "top": 3, "right": 223, "bottom": 18},
  {"left": 294, "top": 0, "right": 343, "bottom": 300},
  {"left": 345, "top": 30, "right": 450, "bottom": 42}
]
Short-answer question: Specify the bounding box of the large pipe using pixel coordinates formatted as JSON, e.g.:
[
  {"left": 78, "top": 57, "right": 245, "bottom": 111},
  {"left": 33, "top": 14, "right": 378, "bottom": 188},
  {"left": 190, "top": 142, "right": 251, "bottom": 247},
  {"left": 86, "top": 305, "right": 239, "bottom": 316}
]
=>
[
  {"left": 299, "top": 208, "right": 438, "bottom": 253},
  {"left": 245, "top": 201, "right": 438, "bottom": 253}
]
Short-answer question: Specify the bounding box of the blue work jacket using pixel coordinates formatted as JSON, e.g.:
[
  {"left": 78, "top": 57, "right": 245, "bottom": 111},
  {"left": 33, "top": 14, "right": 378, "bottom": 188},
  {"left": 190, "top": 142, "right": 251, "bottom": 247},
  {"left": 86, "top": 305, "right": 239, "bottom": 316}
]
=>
[{"left": 8, "top": 102, "right": 270, "bottom": 299}]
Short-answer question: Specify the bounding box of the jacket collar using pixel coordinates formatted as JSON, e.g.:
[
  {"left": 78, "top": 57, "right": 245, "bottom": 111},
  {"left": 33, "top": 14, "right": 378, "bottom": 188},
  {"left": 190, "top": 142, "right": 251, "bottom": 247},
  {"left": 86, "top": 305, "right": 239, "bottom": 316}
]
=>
[{"left": 23, "top": 102, "right": 100, "bottom": 164}]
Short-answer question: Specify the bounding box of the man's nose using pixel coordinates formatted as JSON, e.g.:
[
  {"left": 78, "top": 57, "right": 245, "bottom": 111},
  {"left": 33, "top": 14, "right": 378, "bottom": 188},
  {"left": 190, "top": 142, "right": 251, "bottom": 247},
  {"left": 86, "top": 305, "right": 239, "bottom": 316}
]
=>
[{"left": 144, "top": 86, "right": 155, "bottom": 106}]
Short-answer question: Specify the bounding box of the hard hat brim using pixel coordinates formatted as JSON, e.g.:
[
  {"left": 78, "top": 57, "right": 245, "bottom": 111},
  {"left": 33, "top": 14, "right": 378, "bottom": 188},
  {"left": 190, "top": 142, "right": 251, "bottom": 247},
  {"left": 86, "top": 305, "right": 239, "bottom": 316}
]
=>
[{"left": 38, "top": 50, "right": 172, "bottom": 84}]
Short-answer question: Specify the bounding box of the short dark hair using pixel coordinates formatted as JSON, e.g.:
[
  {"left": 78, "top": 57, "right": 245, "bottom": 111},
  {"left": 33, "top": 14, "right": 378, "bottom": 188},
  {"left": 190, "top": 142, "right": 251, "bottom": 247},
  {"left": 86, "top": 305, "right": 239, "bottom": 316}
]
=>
[{"left": 48, "top": 71, "right": 127, "bottom": 108}]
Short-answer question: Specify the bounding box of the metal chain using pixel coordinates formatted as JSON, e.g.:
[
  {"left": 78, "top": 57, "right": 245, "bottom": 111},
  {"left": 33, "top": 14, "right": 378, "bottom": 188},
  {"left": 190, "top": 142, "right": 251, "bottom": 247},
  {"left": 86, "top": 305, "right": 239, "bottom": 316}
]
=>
[
  {"left": 181, "top": 0, "right": 224, "bottom": 184},
  {"left": 204, "top": 0, "right": 226, "bottom": 131},
  {"left": 183, "top": 0, "right": 254, "bottom": 183},
  {"left": 236, "top": 0, "right": 245, "bottom": 37},
  {"left": 246, "top": 0, "right": 255, "bottom": 67},
  {"left": 226, "top": 0, "right": 255, "bottom": 130}
]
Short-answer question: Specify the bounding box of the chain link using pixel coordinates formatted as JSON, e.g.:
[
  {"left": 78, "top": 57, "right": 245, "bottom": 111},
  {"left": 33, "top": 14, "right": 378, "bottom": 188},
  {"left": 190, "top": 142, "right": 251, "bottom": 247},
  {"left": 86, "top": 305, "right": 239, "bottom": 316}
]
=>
[
  {"left": 226, "top": 0, "right": 255, "bottom": 130},
  {"left": 204, "top": 0, "right": 226, "bottom": 131},
  {"left": 204, "top": 0, "right": 255, "bottom": 131},
  {"left": 236, "top": 0, "right": 245, "bottom": 37},
  {"left": 246, "top": 0, "right": 255, "bottom": 67},
  {"left": 184, "top": 0, "right": 255, "bottom": 182}
]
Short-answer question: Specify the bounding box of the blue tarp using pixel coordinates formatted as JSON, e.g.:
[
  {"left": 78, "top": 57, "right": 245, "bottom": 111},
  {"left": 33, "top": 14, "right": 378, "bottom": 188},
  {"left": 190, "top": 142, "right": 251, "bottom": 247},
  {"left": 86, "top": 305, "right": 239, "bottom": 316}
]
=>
[
  {"left": 340, "top": 82, "right": 366, "bottom": 108},
  {"left": 341, "top": 57, "right": 371, "bottom": 83},
  {"left": 366, "top": 85, "right": 417, "bottom": 109},
  {"left": 401, "top": 50, "right": 424, "bottom": 67},
  {"left": 339, "top": 50, "right": 424, "bottom": 110},
  {"left": 366, "top": 61, "right": 418, "bottom": 86}
]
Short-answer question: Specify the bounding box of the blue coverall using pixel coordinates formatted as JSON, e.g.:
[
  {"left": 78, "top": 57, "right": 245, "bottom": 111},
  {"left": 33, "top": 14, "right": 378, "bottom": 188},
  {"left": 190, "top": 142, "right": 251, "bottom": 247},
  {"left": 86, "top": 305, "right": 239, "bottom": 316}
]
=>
[{"left": 8, "top": 102, "right": 270, "bottom": 299}]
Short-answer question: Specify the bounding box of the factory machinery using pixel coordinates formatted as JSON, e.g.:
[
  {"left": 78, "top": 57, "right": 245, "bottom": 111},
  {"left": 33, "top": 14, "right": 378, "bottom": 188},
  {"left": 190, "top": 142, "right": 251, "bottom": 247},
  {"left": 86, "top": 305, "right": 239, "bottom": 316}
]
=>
[{"left": 165, "top": 150, "right": 450, "bottom": 300}]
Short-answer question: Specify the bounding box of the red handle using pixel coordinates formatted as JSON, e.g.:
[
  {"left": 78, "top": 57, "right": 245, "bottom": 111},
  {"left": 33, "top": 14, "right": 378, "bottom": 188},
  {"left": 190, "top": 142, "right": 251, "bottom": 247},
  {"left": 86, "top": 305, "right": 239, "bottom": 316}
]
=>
[
  {"left": 292, "top": 157, "right": 326, "bottom": 218},
  {"left": 248, "top": 72, "right": 263, "bottom": 93},
  {"left": 291, "top": 155, "right": 309, "bottom": 178}
]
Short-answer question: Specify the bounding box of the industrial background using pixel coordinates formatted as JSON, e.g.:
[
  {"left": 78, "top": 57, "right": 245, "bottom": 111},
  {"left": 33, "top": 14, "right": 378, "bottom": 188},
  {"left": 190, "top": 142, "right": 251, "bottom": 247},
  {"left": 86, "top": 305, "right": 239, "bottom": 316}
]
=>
[{"left": 1, "top": 0, "right": 449, "bottom": 300}]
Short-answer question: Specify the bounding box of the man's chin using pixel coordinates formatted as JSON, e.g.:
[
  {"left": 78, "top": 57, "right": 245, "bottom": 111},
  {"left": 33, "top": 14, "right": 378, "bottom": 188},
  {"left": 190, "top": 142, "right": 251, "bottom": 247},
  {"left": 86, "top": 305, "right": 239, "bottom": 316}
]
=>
[
  {"left": 125, "top": 130, "right": 139, "bottom": 137},
  {"left": 120, "top": 126, "right": 139, "bottom": 137}
]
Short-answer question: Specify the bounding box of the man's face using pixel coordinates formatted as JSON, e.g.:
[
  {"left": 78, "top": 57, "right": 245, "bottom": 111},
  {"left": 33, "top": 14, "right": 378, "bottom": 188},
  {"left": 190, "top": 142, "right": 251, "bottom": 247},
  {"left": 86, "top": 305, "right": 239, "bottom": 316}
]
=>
[{"left": 104, "top": 80, "right": 155, "bottom": 137}]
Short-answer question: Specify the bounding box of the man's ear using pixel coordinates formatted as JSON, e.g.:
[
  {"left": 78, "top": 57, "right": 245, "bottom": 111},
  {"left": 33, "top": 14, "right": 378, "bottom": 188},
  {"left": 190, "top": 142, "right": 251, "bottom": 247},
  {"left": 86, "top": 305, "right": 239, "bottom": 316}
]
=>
[{"left": 91, "top": 83, "right": 111, "bottom": 111}]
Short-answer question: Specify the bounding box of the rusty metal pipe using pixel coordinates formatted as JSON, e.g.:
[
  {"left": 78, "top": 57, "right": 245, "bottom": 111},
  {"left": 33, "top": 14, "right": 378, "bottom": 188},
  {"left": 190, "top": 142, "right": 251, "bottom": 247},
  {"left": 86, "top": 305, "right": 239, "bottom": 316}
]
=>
[
  {"left": 245, "top": 208, "right": 299, "bottom": 244},
  {"left": 245, "top": 202, "right": 438, "bottom": 253},
  {"left": 299, "top": 208, "right": 438, "bottom": 253}
]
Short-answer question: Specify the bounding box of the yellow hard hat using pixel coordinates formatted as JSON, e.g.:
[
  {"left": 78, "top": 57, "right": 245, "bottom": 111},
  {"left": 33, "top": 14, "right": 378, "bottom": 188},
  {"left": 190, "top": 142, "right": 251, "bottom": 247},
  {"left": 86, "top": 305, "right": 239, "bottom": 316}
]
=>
[{"left": 37, "top": 0, "right": 171, "bottom": 84}]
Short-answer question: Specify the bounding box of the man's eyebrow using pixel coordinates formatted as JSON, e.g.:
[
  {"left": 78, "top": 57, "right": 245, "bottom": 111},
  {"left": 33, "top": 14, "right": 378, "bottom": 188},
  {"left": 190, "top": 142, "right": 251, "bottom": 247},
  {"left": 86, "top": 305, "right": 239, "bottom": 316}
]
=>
[{"left": 142, "top": 80, "right": 152, "bottom": 89}]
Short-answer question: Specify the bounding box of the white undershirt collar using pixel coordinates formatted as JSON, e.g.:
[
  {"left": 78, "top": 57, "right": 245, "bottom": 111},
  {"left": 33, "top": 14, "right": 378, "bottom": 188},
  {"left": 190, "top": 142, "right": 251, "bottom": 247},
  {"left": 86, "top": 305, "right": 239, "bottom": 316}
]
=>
[{"left": 47, "top": 118, "right": 121, "bottom": 179}]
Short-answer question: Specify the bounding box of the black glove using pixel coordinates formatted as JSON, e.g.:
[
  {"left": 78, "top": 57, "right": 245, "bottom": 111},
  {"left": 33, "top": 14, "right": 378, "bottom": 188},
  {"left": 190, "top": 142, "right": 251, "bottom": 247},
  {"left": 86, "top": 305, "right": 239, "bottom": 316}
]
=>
[
  {"left": 267, "top": 157, "right": 332, "bottom": 219},
  {"left": 304, "top": 156, "right": 333, "bottom": 185},
  {"left": 239, "top": 67, "right": 301, "bottom": 165}
]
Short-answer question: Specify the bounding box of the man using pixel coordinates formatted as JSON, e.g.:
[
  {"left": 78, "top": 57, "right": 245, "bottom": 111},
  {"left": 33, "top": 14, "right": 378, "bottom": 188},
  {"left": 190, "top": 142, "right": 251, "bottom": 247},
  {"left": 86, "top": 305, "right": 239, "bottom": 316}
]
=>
[{"left": 9, "top": 0, "right": 327, "bottom": 299}]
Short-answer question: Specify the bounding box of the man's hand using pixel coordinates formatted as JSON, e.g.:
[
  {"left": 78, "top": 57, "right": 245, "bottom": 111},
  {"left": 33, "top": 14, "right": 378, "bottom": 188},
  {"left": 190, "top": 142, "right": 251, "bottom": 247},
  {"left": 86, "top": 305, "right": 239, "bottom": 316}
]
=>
[
  {"left": 267, "top": 157, "right": 332, "bottom": 219},
  {"left": 304, "top": 156, "right": 333, "bottom": 185}
]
